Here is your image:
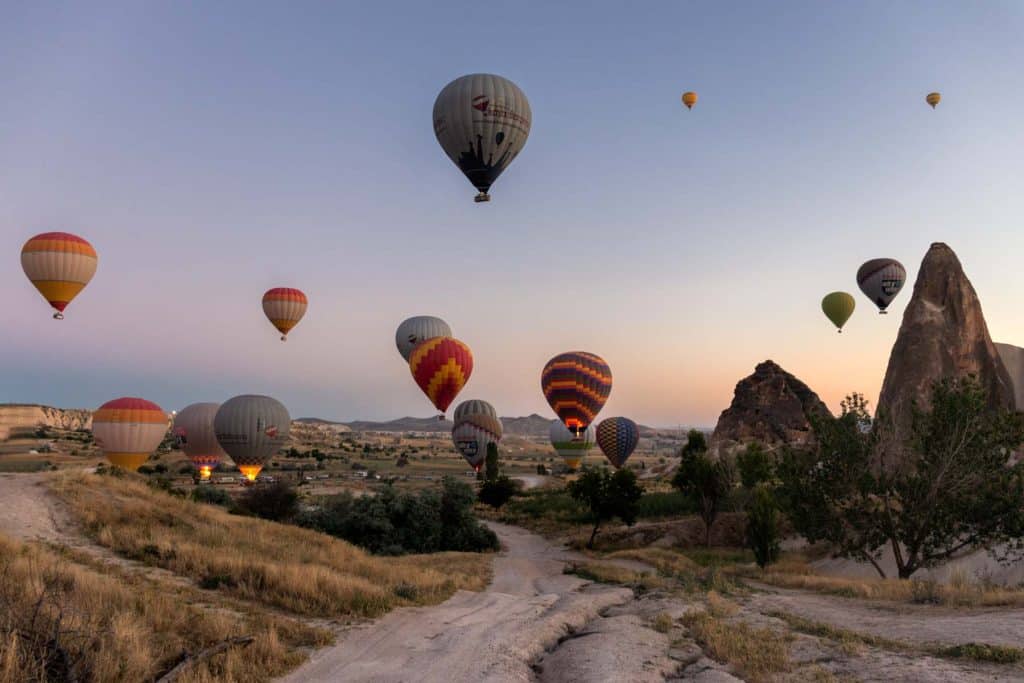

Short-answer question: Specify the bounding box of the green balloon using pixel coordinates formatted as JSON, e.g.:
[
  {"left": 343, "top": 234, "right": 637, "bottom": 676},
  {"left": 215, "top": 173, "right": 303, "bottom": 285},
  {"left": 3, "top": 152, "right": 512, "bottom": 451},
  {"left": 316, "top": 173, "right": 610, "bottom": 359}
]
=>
[{"left": 822, "top": 292, "right": 855, "bottom": 333}]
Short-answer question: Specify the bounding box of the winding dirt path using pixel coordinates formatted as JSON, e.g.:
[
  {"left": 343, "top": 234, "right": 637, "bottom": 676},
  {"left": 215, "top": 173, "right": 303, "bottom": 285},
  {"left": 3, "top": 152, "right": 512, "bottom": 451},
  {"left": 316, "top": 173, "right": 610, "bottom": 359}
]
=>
[{"left": 280, "top": 522, "right": 635, "bottom": 683}]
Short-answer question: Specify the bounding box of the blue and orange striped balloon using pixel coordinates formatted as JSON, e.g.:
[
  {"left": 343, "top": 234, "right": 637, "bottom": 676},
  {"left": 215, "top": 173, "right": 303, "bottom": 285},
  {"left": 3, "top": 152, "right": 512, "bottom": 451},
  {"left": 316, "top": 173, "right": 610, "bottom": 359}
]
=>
[
  {"left": 541, "top": 351, "right": 612, "bottom": 434},
  {"left": 596, "top": 417, "right": 639, "bottom": 469},
  {"left": 409, "top": 337, "right": 473, "bottom": 416}
]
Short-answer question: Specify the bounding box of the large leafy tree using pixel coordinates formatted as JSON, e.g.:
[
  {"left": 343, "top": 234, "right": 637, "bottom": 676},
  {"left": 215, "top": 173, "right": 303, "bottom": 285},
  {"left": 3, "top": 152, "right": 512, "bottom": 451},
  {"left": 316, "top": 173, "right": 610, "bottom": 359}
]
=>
[
  {"left": 778, "top": 379, "right": 1024, "bottom": 579},
  {"left": 672, "top": 448, "right": 735, "bottom": 546},
  {"left": 568, "top": 467, "right": 643, "bottom": 549}
]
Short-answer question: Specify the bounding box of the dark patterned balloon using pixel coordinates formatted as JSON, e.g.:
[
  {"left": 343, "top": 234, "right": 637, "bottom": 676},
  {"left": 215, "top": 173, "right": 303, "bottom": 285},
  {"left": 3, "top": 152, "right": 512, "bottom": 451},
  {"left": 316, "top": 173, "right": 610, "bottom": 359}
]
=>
[
  {"left": 541, "top": 352, "right": 612, "bottom": 435},
  {"left": 596, "top": 417, "right": 639, "bottom": 469},
  {"left": 856, "top": 258, "right": 906, "bottom": 314}
]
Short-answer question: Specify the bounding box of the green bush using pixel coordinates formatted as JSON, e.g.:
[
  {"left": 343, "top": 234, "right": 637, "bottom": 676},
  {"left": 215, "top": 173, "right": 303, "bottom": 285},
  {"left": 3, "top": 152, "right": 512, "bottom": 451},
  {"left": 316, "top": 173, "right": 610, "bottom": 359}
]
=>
[
  {"left": 191, "top": 486, "right": 233, "bottom": 507},
  {"left": 478, "top": 476, "right": 518, "bottom": 509},
  {"left": 298, "top": 476, "right": 498, "bottom": 555},
  {"left": 234, "top": 480, "right": 300, "bottom": 522},
  {"left": 745, "top": 486, "right": 781, "bottom": 568},
  {"left": 568, "top": 467, "right": 644, "bottom": 548},
  {"left": 636, "top": 491, "right": 694, "bottom": 518}
]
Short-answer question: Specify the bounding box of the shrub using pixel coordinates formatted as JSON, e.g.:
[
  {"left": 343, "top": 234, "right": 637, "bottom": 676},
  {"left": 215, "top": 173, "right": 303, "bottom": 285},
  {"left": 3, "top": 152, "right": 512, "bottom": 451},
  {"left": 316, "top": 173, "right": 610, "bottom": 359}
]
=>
[
  {"left": 234, "top": 481, "right": 300, "bottom": 522},
  {"left": 636, "top": 490, "right": 693, "bottom": 518},
  {"left": 191, "top": 486, "right": 233, "bottom": 507},
  {"left": 736, "top": 442, "right": 774, "bottom": 489},
  {"left": 745, "top": 486, "right": 781, "bottom": 568},
  {"left": 672, "top": 449, "right": 734, "bottom": 546},
  {"left": 478, "top": 476, "right": 518, "bottom": 509}
]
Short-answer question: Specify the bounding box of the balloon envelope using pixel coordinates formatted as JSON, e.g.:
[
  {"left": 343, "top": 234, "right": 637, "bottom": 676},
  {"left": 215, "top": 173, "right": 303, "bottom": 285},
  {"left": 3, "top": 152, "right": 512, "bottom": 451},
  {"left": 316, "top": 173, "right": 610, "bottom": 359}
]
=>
[
  {"left": 452, "top": 421, "right": 498, "bottom": 470},
  {"left": 549, "top": 420, "right": 596, "bottom": 470},
  {"left": 596, "top": 417, "right": 640, "bottom": 469},
  {"left": 452, "top": 399, "right": 503, "bottom": 440},
  {"left": 856, "top": 259, "right": 906, "bottom": 314},
  {"left": 92, "top": 397, "right": 167, "bottom": 471},
  {"left": 541, "top": 352, "right": 612, "bottom": 434},
  {"left": 173, "top": 402, "right": 227, "bottom": 479},
  {"left": 822, "top": 292, "right": 856, "bottom": 332},
  {"left": 214, "top": 395, "right": 290, "bottom": 481},
  {"left": 262, "top": 288, "right": 307, "bottom": 340},
  {"left": 433, "top": 73, "right": 531, "bottom": 202},
  {"left": 395, "top": 316, "right": 453, "bottom": 362},
  {"left": 409, "top": 337, "right": 473, "bottom": 416},
  {"left": 21, "top": 232, "right": 98, "bottom": 319}
]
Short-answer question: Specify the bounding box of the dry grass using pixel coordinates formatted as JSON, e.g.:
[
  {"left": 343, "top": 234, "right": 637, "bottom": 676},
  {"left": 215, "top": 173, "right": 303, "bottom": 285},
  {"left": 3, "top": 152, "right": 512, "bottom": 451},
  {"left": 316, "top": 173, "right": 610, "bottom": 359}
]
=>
[
  {"left": 651, "top": 612, "right": 674, "bottom": 633},
  {"left": 607, "top": 547, "right": 701, "bottom": 575},
  {"left": 48, "top": 472, "right": 491, "bottom": 618},
  {"left": 706, "top": 590, "right": 739, "bottom": 618},
  {"left": 739, "top": 557, "right": 1024, "bottom": 608},
  {"left": 682, "top": 609, "right": 790, "bottom": 682},
  {"left": 0, "top": 533, "right": 329, "bottom": 683}
]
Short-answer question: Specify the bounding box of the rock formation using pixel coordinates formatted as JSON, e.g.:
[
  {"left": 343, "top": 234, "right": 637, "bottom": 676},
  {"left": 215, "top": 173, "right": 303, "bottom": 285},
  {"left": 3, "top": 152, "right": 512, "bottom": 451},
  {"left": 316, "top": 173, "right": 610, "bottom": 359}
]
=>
[
  {"left": 876, "top": 243, "right": 1014, "bottom": 445},
  {"left": 995, "top": 343, "right": 1024, "bottom": 410},
  {"left": 0, "top": 404, "right": 92, "bottom": 441},
  {"left": 709, "top": 360, "right": 831, "bottom": 458}
]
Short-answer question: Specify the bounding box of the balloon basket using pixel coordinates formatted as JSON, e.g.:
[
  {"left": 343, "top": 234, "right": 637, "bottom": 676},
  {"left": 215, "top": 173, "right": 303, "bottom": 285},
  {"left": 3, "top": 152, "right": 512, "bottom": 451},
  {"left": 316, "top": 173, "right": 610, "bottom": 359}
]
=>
[
  {"left": 474, "top": 192, "right": 491, "bottom": 203},
  {"left": 53, "top": 312, "right": 64, "bottom": 320},
  {"left": 879, "top": 311, "right": 888, "bottom": 315},
  {"left": 280, "top": 335, "right": 287, "bottom": 341}
]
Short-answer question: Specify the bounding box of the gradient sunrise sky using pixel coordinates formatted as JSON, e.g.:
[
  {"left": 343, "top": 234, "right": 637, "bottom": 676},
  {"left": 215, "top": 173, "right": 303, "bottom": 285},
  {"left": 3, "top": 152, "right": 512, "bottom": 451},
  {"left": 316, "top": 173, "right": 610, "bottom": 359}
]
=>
[{"left": 3, "top": 1, "right": 1024, "bottom": 427}]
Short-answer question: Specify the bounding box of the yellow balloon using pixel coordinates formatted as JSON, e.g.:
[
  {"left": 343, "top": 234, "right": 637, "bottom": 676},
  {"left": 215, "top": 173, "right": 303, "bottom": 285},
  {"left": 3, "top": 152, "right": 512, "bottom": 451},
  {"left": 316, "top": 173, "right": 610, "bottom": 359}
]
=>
[
  {"left": 821, "top": 292, "right": 856, "bottom": 333},
  {"left": 926, "top": 92, "right": 941, "bottom": 109},
  {"left": 681, "top": 91, "right": 698, "bottom": 110}
]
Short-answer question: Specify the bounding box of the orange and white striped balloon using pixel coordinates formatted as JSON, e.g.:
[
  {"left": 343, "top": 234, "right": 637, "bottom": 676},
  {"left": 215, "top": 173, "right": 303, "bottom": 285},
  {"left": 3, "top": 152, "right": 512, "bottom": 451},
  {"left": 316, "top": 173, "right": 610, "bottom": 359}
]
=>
[
  {"left": 21, "top": 232, "right": 98, "bottom": 319},
  {"left": 262, "top": 288, "right": 307, "bottom": 341},
  {"left": 92, "top": 397, "right": 168, "bottom": 472}
]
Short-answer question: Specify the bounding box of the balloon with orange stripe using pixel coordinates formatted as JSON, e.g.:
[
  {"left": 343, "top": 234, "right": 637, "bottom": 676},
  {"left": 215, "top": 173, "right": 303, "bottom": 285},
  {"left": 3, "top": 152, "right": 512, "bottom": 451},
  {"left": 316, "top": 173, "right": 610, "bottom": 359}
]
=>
[
  {"left": 541, "top": 351, "right": 612, "bottom": 435},
  {"left": 409, "top": 337, "right": 473, "bottom": 418},
  {"left": 262, "top": 288, "right": 307, "bottom": 341},
  {"left": 21, "top": 232, "right": 98, "bottom": 319},
  {"left": 92, "top": 397, "right": 168, "bottom": 472}
]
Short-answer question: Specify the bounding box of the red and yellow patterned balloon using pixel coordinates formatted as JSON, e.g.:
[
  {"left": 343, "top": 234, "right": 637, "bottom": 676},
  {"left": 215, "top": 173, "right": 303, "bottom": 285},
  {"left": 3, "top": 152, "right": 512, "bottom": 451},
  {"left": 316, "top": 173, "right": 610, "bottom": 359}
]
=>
[
  {"left": 262, "top": 288, "right": 308, "bottom": 341},
  {"left": 21, "top": 232, "right": 98, "bottom": 319},
  {"left": 409, "top": 337, "right": 473, "bottom": 417}
]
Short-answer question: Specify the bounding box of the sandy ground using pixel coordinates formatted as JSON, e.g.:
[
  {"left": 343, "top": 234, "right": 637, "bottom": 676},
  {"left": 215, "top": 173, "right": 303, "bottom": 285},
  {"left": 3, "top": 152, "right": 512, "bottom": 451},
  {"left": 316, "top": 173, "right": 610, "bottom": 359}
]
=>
[{"left": 0, "top": 472, "right": 79, "bottom": 544}]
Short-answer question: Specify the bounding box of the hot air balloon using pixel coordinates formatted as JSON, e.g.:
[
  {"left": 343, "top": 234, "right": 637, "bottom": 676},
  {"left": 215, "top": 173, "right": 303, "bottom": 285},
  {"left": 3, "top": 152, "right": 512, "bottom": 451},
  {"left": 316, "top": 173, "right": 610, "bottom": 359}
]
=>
[
  {"left": 681, "top": 91, "right": 698, "bottom": 110},
  {"left": 452, "top": 399, "right": 502, "bottom": 470},
  {"left": 395, "top": 316, "right": 453, "bottom": 362},
  {"left": 173, "top": 403, "right": 227, "bottom": 480},
  {"left": 92, "top": 397, "right": 168, "bottom": 472},
  {"left": 822, "top": 292, "right": 856, "bottom": 333},
  {"left": 541, "top": 352, "right": 612, "bottom": 435},
  {"left": 596, "top": 417, "right": 640, "bottom": 469},
  {"left": 409, "top": 337, "right": 473, "bottom": 418},
  {"left": 214, "top": 395, "right": 290, "bottom": 482},
  {"left": 926, "top": 92, "right": 941, "bottom": 109},
  {"left": 549, "top": 420, "right": 596, "bottom": 470},
  {"left": 21, "top": 232, "right": 98, "bottom": 319},
  {"left": 433, "top": 73, "right": 531, "bottom": 203},
  {"left": 262, "top": 288, "right": 307, "bottom": 341},
  {"left": 856, "top": 259, "right": 906, "bottom": 314}
]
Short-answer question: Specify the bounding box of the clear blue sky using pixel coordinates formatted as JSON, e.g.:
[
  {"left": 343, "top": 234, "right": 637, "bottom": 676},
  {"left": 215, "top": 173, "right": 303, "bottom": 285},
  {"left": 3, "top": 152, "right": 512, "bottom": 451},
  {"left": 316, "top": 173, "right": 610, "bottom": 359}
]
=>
[{"left": 2, "top": 1, "right": 1023, "bottom": 426}]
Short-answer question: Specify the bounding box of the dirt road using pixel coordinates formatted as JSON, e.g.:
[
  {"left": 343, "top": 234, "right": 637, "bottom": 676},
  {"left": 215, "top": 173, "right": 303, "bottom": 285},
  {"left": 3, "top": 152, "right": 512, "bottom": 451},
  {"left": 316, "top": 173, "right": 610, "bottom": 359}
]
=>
[{"left": 279, "top": 522, "right": 634, "bottom": 683}]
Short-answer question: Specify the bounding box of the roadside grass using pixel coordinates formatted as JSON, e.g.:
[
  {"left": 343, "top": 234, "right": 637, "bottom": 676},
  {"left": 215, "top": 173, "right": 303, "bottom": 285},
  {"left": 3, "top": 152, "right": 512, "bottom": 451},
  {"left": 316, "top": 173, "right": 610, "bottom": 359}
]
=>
[
  {"left": 769, "top": 610, "right": 1024, "bottom": 664},
  {"left": 563, "top": 561, "right": 671, "bottom": 592},
  {"left": 738, "top": 558, "right": 1024, "bottom": 608},
  {"left": 682, "top": 609, "right": 791, "bottom": 682},
  {"left": 48, "top": 472, "right": 491, "bottom": 618},
  {"left": 605, "top": 547, "right": 744, "bottom": 595},
  {"left": 0, "top": 533, "right": 330, "bottom": 683}
]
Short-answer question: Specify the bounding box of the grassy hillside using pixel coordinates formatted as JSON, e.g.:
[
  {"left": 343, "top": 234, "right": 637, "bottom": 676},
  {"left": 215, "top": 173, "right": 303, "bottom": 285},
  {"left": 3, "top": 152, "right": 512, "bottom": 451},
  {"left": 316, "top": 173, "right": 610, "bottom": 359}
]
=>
[{"left": 48, "top": 472, "right": 491, "bottom": 618}]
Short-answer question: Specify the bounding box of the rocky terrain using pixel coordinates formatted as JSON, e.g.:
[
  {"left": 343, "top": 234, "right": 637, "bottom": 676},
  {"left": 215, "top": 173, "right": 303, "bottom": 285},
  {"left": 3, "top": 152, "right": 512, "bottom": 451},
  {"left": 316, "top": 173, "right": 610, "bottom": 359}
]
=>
[
  {"left": 708, "top": 360, "right": 831, "bottom": 459},
  {"left": 0, "top": 404, "right": 92, "bottom": 441}
]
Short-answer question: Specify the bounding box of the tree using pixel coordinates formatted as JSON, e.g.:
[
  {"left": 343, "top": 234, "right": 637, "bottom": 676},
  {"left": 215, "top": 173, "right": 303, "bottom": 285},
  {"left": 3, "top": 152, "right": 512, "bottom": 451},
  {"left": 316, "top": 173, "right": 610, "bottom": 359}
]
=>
[
  {"left": 745, "top": 486, "right": 781, "bottom": 569},
  {"left": 484, "top": 442, "right": 500, "bottom": 482},
  {"left": 478, "top": 476, "right": 518, "bottom": 509},
  {"left": 235, "top": 480, "right": 299, "bottom": 522},
  {"left": 778, "top": 379, "right": 1024, "bottom": 579},
  {"left": 681, "top": 429, "right": 707, "bottom": 458},
  {"left": 672, "top": 449, "right": 734, "bottom": 546},
  {"left": 737, "top": 442, "right": 774, "bottom": 489},
  {"left": 567, "top": 467, "right": 643, "bottom": 549}
]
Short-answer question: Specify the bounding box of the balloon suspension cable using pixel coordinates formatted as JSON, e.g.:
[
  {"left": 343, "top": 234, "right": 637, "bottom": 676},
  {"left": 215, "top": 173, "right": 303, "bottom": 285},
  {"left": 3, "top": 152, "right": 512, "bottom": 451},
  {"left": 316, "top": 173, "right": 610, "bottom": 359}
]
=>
[
  {"left": 474, "top": 192, "right": 491, "bottom": 203},
  {"left": 53, "top": 312, "right": 64, "bottom": 320}
]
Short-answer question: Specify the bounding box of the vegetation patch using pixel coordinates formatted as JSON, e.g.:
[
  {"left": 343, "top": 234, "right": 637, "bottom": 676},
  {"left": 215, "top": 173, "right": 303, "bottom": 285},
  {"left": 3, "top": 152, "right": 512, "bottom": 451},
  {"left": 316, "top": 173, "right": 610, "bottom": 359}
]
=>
[{"left": 682, "top": 609, "right": 790, "bottom": 682}]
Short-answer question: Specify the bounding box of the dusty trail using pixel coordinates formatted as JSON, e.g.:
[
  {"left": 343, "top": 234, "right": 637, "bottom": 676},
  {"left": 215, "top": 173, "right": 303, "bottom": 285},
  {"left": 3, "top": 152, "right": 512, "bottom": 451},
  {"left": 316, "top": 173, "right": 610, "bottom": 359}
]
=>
[
  {"left": 280, "top": 522, "right": 635, "bottom": 683},
  {"left": 0, "top": 472, "right": 80, "bottom": 545}
]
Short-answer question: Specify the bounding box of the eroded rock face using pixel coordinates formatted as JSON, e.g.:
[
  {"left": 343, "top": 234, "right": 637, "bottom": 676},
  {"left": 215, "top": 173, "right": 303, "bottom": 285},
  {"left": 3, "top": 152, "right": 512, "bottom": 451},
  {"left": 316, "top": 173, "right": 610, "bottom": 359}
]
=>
[
  {"left": 709, "top": 360, "right": 831, "bottom": 458},
  {"left": 995, "top": 343, "right": 1024, "bottom": 410},
  {"left": 876, "top": 243, "right": 1014, "bottom": 445},
  {"left": 0, "top": 405, "right": 91, "bottom": 440}
]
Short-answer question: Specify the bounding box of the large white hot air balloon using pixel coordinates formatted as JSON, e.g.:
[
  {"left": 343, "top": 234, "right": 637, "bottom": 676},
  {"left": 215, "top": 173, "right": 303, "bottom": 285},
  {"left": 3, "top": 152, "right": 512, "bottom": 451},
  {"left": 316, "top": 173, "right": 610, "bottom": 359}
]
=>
[
  {"left": 214, "top": 395, "right": 290, "bottom": 482},
  {"left": 395, "top": 316, "right": 453, "bottom": 362},
  {"left": 433, "top": 74, "right": 531, "bottom": 203},
  {"left": 173, "top": 402, "right": 227, "bottom": 480},
  {"left": 549, "top": 420, "right": 596, "bottom": 471}
]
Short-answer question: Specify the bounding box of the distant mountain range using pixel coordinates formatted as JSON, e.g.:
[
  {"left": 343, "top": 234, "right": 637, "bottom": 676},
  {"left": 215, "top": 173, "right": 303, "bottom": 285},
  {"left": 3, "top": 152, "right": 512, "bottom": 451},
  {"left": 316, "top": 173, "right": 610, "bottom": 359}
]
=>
[{"left": 294, "top": 414, "right": 678, "bottom": 438}]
